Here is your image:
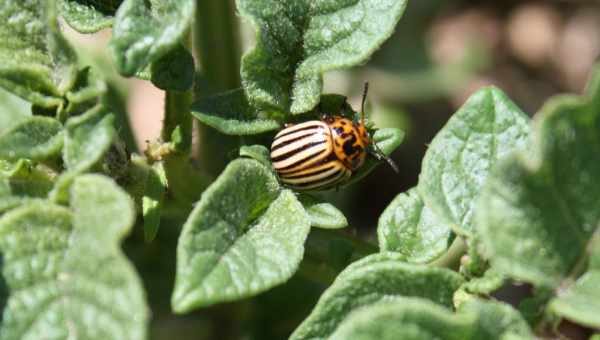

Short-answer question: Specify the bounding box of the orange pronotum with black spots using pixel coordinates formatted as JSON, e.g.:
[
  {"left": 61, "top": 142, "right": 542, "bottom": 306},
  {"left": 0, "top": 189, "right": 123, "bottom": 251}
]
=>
[{"left": 270, "top": 115, "right": 371, "bottom": 191}]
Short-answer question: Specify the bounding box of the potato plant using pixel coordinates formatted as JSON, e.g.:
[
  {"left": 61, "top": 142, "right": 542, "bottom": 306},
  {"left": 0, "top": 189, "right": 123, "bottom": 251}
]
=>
[{"left": 0, "top": 0, "right": 599, "bottom": 339}]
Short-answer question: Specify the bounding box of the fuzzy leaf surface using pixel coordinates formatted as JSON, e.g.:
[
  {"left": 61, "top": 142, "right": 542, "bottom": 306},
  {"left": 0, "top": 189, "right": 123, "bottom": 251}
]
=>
[
  {"left": 238, "top": 0, "right": 408, "bottom": 113},
  {"left": 290, "top": 252, "right": 464, "bottom": 340},
  {"left": 378, "top": 188, "right": 453, "bottom": 263},
  {"left": 0, "top": 117, "right": 63, "bottom": 161},
  {"left": 191, "top": 89, "right": 281, "bottom": 135},
  {"left": 0, "top": 175, "right": 148, "bottom": 340},
  {"left": 0, "top": 0, "right": 77, "bottom": 107},
  {"left": 476, "top": 69, "right": 600, "bottom": 287},
  {"left": 110, "top": 0, "right": 195, "bottom": 90},
  {"left": 419, "top": 87, "right": 530, "bottom": 235},
  {"left": 60, "top": 0, "right": 122, "bottom": 33},
  {"left": 172, "top": 159, "right": 311, "bottom": 312}
]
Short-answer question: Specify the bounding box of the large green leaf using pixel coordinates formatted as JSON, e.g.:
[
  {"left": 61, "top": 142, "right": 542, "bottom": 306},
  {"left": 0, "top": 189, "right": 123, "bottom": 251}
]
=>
[
  {"left": 476, "top": 69, "right": 600, "bottom": 287},
  {"left": 0, "top": 88, "right": 31, "bottom": 135},
  {"left": 290, "top": 252, "right": 464, "bottom": 340},
  {"left": 110, "top": 0, "right": 195, "bottom": 90},
  {"left": 172, "top": 159, "right": 311, "bottom": 312},
  {"left": 0, "top": 0, "right": 77, "bottom": 108},
  {"left": 330, "top": 298, "right": 474, "bottom": 340},
  {"left": 60, "top": 0, "right": 122, "bottom": 33},
  {"left": 378, "top": 188, "right": 453, "bottom": 263},
  {"left": 419, "top": 87, "right": 530, "bottom": 235},
  {"left": 191, "top": 89, "right": 281, "bottom": 135},
  {"left": 0, "top": 175, "right": 148, "bottom": 340},
  {"left": 0, "top": 117, "right": 63, "bottom": 161},
  {"left": 458, "top": 299, "right": 533, "bottom": 339},
  {"left": 238, "top": 0, "right": 408, "bottom": 114},
  {"left": 329, "top": 298, "right": 532, "bottom": 340},
  {"left": 549, "top": 271, "right": 600, "bottom": 329}
]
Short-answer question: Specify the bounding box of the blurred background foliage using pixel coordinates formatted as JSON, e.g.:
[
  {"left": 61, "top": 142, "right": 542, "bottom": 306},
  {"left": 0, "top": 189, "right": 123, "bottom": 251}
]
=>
[{"left": 63, "top": 0, "right": 600, "bottom": 339}]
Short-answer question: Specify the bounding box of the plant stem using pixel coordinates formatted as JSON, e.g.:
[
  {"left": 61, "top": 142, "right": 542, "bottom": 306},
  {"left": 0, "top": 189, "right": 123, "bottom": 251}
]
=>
[
  {"left": 163, "top": 90, "right": 193, "bottom": 152},
  {"left": 430, "top": 236, "right": 467, "bottom": 270},
  {"left": 193, "top": 0, "right": 242, "bottom": 178}
]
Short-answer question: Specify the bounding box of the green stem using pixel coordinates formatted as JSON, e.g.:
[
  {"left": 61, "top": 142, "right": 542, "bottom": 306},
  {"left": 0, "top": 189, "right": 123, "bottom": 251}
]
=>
[
  {"left": 163, "top": 90, "right": 193, "bottom": 152},
  {"left": 430, "top": 236, "right": 467, "bottom": 270},
  {"left": 194, "top": 0, "right": 241, "bottom": 93},
  {"left": 193, "top": 0, "right": 242, "bottom": 178}
]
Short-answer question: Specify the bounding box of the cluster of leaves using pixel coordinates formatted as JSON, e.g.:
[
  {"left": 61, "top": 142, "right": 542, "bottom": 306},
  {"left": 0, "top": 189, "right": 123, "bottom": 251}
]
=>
[{"left": 1, "top": 0, "right": 599, "bottom": 339}]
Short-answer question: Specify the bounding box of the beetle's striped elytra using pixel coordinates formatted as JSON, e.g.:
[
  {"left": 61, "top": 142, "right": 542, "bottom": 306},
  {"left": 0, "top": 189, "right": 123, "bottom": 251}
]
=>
[{"left": 270, "top": 83, "right": 398, "bottom": 192}]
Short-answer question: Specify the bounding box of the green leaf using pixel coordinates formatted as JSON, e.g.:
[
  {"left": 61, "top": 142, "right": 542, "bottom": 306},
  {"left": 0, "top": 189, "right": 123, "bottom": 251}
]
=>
[
  {"left": 330, "top": 298, "right": 474, "bottom": 340},
  {"left": 378, "top": 188, "right": 453, "bottom": 263},
  {"left": 329, "top": 298, "right": 532, "bottom": 340},
  {"left": 149, "top": 46, "right": 195, "bottom": 91},
  {"left": 419, "top": 87, "right": 530, "bottom": 235},
  {"left": 0, "top": 160, "right": 54, "bottom": 213},
  {"left": 459, "top": 268, "right": 505, "bottom": 296},
  {"left": 191, "top": 89, "right": 281, "bottom": 135},
  {"left": 0, "top": 0, "right": 77, "bottom": 107},
  {"left": 239, "top": 144, "right": 271, "bottom": 167},
  {"left": 60, "top": 0, "right": 121, "bottom": 33},
  {"left": 344, "top": 128, "right": 404, "bottom": 187},
  {"left": 476, "top": 71, "right": 600, "bottom": 287},
  {"left": 0, "top": 175, "right": 148, "bottom": 340},
  {"left": 238, "top": 0, "right": 408, "bottom": 114},
  {"left": 0, "top": 117, "right": 63, "bottom": 161},
  {"left": 290, "top": 252, "right": 464, "bottom": 340},
  {"left": 549, "top": 271, "right": 600, "bottom": 328},
  {"left": 64, "top": 105, "right": 116, "bottom": 171},
  {"left": 172, "top": 159, "right": 311, "bottom": 312},
  {"left": 0, "top": 87, "right": 31, "bottom": 135},
  {"left": 299, "top": 195, "right": 347, "bottom": 229},
  {"left": 458, "top": 299, "right": 533, "bottom": 340},
  {"left": 142, "top": 162, "right": 167, "bottom": 242},
  {"left": 110, "top": 0, "right": 195, "bottom": 85}
]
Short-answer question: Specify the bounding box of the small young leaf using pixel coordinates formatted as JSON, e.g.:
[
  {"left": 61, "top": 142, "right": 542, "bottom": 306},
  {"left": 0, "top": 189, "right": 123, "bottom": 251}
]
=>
[
  {"left": 0, "top": 117, "right": 63, "bottom": 161},
  {"left": 419, "top": 87, "right": 530, "bottom": 235},
  {"left": 378, "top": 188, "right": 453, "bottom": 263},
  {"left": 49, "top": 105, "right": 116, "bottom": 203},
  {"left": 110, "top": 0, "right": 195, "bottom": 87},
  {"left": 290, "top": 252, "right": 464, "bottom": 340},
  {"left": 149, "top": 46, "right": 195, "bottom": 91},
  {"left": 142, "top": 162, "right": 167, "bottom": 242},
  {"left": 64, "top": 105, "right": 116, "bottom": 171},
  {"left": 476, "top": 71, "right": 600, "bottom": 287},
  {"left": 0, "top": 87, "right": 31, "bottom": 135},
  {"left": 238, "top": 0, "right": 408, "bottom": 113},
  {"left": 0, "top": 175, "right": 148, "bottom": 340},
  {"left": 191, "top": 89, "right": 281, "bottom": 135},
  {"left": 344, "top": 127, "right": 404, "bottom": 187},
  {"left": 330, "top": 298, "right": 474, "bottom": 340},
  {"left": 0, "top": 160, "right": 54, "bottom": 213},
  {"left": 239, "top": 144, "right": 271, "bottom": 167},
  {"left": 172, "top": 159, "right": 311, "bottom": 312},
  {"left": 549, "top": 271, "right": 600, "bottom": 329},
  {"left": 0, "top": 0, "right": 77, "bottom": 107},
  {"left": 60, "top": 0, "right": 121, "bottom": 33},
  {"left": 299, "top": 195, "right": 347, "bottom": 229}
]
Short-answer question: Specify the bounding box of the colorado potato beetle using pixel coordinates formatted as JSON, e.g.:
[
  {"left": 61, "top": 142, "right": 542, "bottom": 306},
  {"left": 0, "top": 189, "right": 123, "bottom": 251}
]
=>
[{"left": 270, "top": 84, "right": 398, "bottom": 191}]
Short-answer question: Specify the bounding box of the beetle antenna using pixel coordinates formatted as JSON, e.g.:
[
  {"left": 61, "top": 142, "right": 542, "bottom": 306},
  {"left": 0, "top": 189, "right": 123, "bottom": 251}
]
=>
[
  {"left": 370, "top": 142, "right": 399, "bottom": 173},
  {"left": 361, "top": 82, "right": 369, "bottom": 123}
]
